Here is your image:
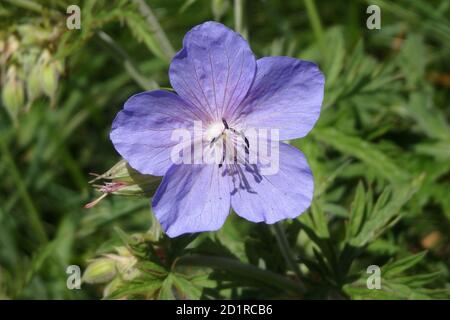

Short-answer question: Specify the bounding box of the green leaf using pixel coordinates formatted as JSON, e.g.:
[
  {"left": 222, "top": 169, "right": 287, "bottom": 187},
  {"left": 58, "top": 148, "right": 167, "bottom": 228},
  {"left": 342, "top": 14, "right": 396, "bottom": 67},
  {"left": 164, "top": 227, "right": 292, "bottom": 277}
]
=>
[
  {"left": 106, "top": 278, "right": 163, "bottom": 300},
  {"left": 383, "top": 251, "right": 427, "bottom": 277},
  {"left": 136, "top": 261, "right": 168, "bottom": 277},
  {"left": 172, "top": 274, "right": 202, "bottom": 299},
  {"left": 216, "top": 215, "right": 250, "bottom": 262},
  {"left": 415, "top": 141, "right": 450, "bottom": 160},
  {"left": 323, "top": 26, "right": 345, "bottom": 88},
  {"left": 303, "top": 201, "right": 329, "bottom": 238},
  {"left": 347, "top": 181, "right": 366, "bottom": 239},
  {"left": 158, "top": 274, "right": 175, "bottom": 300},
  {"left": 123, "top": 11, "right": 169, "bottom": 62},
  {"left": 312, "top": 128, "right": 409, "bottom": 183},
  {"left": 350, "top": 175, "right": 423, "bottom": 247},
  {"left": 189, "top": 273, "right": 216, "bottom": 289},
  {"left": 394, "top": 272, "right": 442, "bottom": 287},
  {"left": 408, "top": 92, "right": 450, "bottom": 141}
]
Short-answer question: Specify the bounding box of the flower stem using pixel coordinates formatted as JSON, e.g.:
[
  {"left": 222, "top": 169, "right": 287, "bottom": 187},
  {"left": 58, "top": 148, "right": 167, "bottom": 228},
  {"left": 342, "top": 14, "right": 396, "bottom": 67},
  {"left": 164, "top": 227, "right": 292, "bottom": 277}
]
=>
[
  {"left": 133, "top": 0, "right": 175, "bottom": 59},
  {"left": 176, "top": 255, "right": 304, "bottom": 295},
  {"left": 5, "top": 0, "right": 60, "bottom": 16},
  {"left": 234, "top": 0, "right": 248, "bottom": 39},
  {"left": 97, "top": 31, "right": 158, "bottom": 91},
  {"left": 234, "top": 0, "right": 244, "bottom": 34},
  {"left": 272, "top": 223, "right": 305, "bottom": 291},
  {"left": 5, "top": 0, "right": 43, "bottom": 13},
  {"left": 304, "top": 0, "right": 325, "bottom": 53}
]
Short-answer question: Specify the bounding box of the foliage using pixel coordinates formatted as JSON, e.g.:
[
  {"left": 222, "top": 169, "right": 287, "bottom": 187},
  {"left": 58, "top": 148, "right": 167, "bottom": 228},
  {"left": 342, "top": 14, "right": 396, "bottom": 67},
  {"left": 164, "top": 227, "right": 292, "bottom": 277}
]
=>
[{"left": 0, "top": 0, "right": 449, "bottom": 299}]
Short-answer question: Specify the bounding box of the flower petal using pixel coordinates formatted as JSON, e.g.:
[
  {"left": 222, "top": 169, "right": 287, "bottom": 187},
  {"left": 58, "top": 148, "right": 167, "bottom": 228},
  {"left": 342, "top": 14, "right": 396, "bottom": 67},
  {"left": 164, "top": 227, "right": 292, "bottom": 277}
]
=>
[
  {"left": 235, "top": 56, "right": 325, "bottom": 140},
  {"left": 230, "top": 143, "right": 313, "bottom": 223},
  {"left": 152, "top": 164, "right": 231, "bottom": 237},
  {"left": 110, "top": 90, "right": 200, "bottom": 176},
  {"left": 169, "top": 21, "right": 256, "bottom": 121}
]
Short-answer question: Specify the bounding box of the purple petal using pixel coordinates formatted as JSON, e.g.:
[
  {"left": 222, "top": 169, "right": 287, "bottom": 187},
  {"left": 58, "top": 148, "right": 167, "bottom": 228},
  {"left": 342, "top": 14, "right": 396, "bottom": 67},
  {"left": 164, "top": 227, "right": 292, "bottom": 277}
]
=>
[
  {"left": 152, "top": 164, "right": 231, "bottom": 237},
  {"left": 235, "top": 56, "right": 325, "bottom": 140},
  {"left": 110, "top": 90, "right": 200, "bottom": 176},
  {"left": 230, "top": 143, "right": 314, "bottom": 224},
  {"left": 169, "top": 21, "right": 256, "bottom": 121}
]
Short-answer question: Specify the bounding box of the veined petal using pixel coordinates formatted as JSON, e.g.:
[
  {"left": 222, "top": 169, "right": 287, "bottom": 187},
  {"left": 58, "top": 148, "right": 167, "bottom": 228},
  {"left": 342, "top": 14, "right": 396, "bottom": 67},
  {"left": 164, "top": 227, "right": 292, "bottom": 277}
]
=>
[
  {"left": 110, "top": 90, "right": 200, "bottom": 176},
  {"left": 235, "top": 56, "right": 325, "bottom": 140},
  {"left": 230, "top": 143, "right": 314, "bottom": 223},
  {"left": 152, "top": 164, "right": 231, "bottom": 237},
  {"left": 169, "top": 21, "right": 256, "bottom": 121}
]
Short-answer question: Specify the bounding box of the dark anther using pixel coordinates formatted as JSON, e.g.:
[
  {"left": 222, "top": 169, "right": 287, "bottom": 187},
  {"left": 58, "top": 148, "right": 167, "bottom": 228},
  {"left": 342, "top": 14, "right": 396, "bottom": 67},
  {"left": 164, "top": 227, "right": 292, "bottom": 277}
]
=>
[
  {"left": 222, "top": 118, "right": 229, "bottom": 130},
  {"left": 244, "top": 136, "right": 250, "bottom": 154}
]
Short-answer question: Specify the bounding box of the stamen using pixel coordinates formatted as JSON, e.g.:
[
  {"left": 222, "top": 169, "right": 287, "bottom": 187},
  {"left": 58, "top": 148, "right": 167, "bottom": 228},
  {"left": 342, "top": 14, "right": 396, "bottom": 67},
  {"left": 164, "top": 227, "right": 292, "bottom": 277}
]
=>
[
  {"left": 222, "top": 118, "right": 229, "bottom": 129},
  {"left": 208, "top": 119, "right": 251, "bottom": 168}
]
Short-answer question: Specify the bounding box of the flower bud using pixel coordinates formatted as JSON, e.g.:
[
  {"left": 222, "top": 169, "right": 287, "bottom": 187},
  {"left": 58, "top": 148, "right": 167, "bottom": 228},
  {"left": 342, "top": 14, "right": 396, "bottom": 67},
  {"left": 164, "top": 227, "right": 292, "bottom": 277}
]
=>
[
  {"left": 41, "top": 63, "right": 58, "bottom": 101},
  {"left": 85, "top": 159, "right": 162, "bottom": 208},
  {"left": 104, "top": 253, "right": 140, "bottom": 281},
  {"left": 2, "top": 66, "right": 24, "bottom": 123},
  {"left": 39, "top": 50, "right": 62, "bottom": 105},
  {"left": 2, "top": 36, "right": 19, "bottom": 62},
  {"left": 26, "top": 61, "right": 43, "bottom": 107},
  {"left": 82, "top": 258, "right": 117, "bottom": 284}
]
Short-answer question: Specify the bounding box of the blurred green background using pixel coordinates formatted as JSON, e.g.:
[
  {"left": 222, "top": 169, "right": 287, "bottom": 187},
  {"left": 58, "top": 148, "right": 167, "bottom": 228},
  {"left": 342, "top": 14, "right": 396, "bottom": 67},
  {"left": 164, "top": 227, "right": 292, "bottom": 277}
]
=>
[{"left": 0, "top": 0, "right": 449, "bottom": 299}]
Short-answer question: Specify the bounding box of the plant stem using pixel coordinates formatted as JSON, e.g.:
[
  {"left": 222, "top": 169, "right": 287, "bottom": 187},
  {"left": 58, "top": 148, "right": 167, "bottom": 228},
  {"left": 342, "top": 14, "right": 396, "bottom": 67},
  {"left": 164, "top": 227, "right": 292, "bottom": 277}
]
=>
[
  {"left": 272, "top": 223, "right": 305, "bottom": 291},
  {"left": 0, "top": 136, "right": 48, "bottom": 244},
  {"left": 176, "top": 255, "right": 304, "bottom": 295},
  {"left": 97, "top": 31, "right": 158, "bottom": 91},
  {"left": 234, "top": 0, "right": 248, "bottom": 39},
  {"left": 5, "top": 0, "right": 61, "bottom": 16},
  {"left": 304, "top": 0, "right": 325, "bottom": 53},
  {"left": 134, "top": 0, "right": 175, "bottom": 59},
  {"left": 234, "top": 0, "right": 243, "bottom": 33},
  {"left": 5, "top": 0, "right": 43, "bottom": 13}
]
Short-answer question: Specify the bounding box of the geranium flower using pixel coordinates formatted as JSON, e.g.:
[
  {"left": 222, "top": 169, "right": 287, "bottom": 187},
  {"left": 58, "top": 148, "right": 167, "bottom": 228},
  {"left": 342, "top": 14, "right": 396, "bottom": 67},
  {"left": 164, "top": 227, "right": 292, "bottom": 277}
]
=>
[{"left": 110, "top": 21, "right": 324, "bottom": 237}]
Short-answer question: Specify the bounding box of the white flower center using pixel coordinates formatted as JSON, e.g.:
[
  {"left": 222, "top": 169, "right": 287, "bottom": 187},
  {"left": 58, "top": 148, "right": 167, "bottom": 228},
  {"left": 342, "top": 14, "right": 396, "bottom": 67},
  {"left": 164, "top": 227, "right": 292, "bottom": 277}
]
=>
[
  {"left": 205, "top": 121, "right": 225, "bottom": 142},
  {"left": 204, "top": 119, "right": 250, "bottom": 167}
]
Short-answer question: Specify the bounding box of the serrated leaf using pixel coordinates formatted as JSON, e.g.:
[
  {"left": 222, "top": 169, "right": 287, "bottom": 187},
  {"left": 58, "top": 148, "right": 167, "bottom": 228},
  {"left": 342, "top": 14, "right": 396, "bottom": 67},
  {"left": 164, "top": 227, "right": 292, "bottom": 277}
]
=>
[
  {"left": 189, "top": 273, "right": 216, "bottom": 289},
  {"left": 172, "top": 274, "right": 202, "bottom": 299},
  {"left": 408, "top": 92, "right": 450, "bottom": 141},
  {"left": 310, "top": 201, "right": 330, "bottom": 238},
  {"left": 347, "top": 181, "right": 366, "bottom": 239},
  {"left": 123, "top": 11, "right": 168, "bottom": 62},
  {"left": 312, "top": 128, "right": 409, "bottom": 183},
  {"left": 350, "top": 175, "right": 423, "bottom": 247},
  {"left": 158, "top": 274, "right": 175, "bottom": 300},
  {"left": 106, "top": 278, "right": 163, "bottom": 299},
  {"left": 323, "top": 27, "right": 345, "bottom": 87},
  {"left": 394, "top": 271, "right": 441, "bottom": 287},
  {"left": 383, "top": 251, "right": 427, "bottom": 277},
  {"left": 137, "top": 261, "right": 168, "bottom": 277}
]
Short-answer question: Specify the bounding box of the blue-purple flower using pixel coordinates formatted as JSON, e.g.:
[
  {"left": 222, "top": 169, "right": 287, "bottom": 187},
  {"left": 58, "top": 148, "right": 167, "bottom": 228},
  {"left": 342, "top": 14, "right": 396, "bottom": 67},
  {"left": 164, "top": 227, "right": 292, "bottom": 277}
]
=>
[{"left": 110, "top": 21, "right": 324, "bottom": 237}]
